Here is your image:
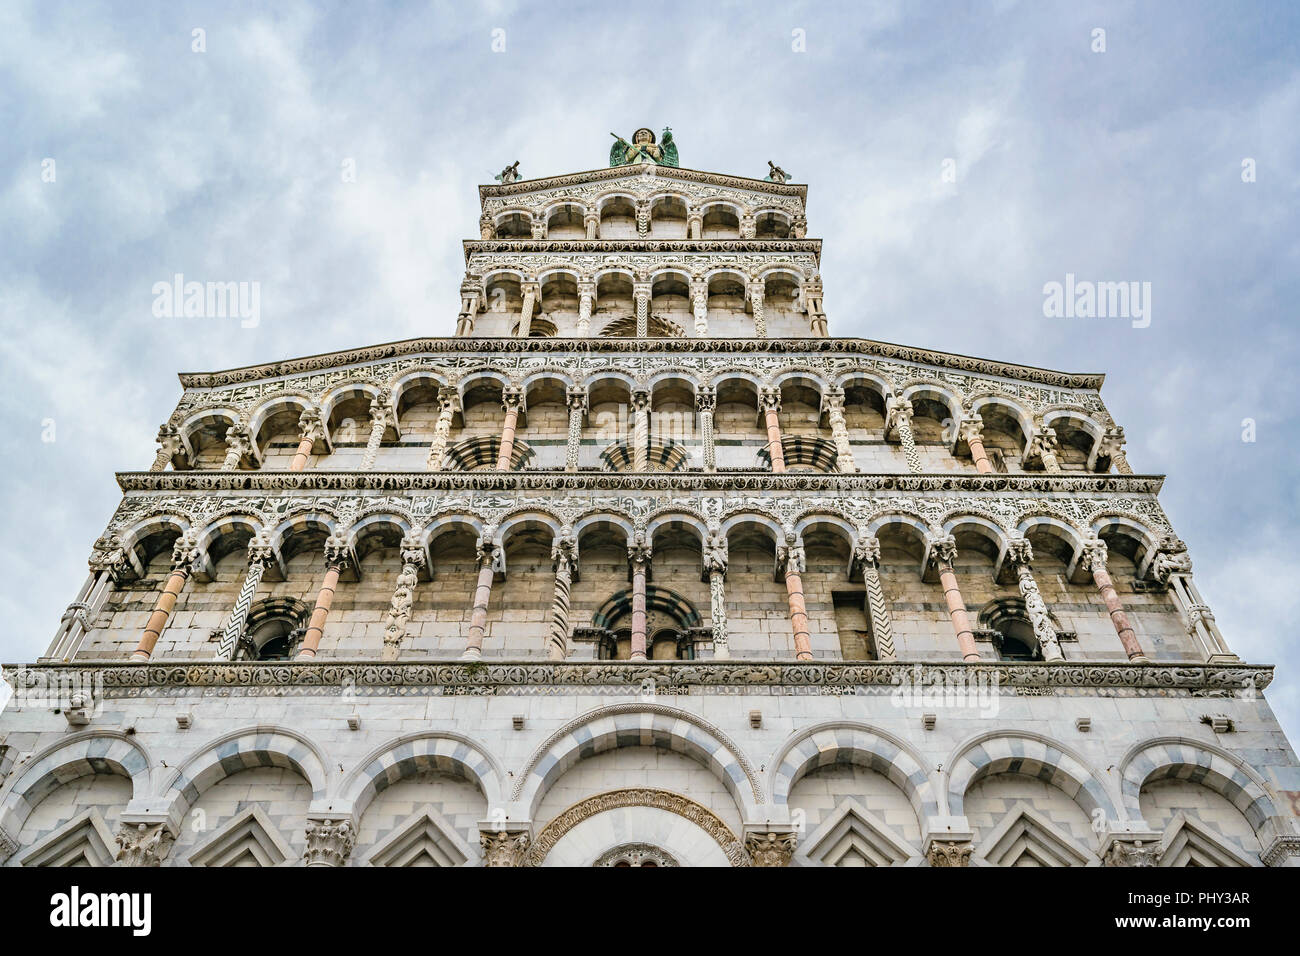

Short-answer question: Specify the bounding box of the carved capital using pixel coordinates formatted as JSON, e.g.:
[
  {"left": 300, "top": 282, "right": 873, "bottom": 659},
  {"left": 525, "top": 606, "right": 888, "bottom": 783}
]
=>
[
  {"left": 852, "top": 535, "right": 882, "bottom": 569},
  {"left": 501, "top": 386, "right": 524, "bottom": 411},
  {"left": 1006, "top": 534, "right": 1033, "bottom": 567},
  {"left": 115, "top": 822, "right": 175, "bottom": 867},
  {"left": 926, "top": 840, "right": 973, "bottom": 867},
  {"left": 1080, "top": 537, "right": 1108, "bottom": 572},
  {"left": 745, "top": 830, "right": 797, "bottom": 867},
  {"left": 480, "top": 829, "right": 531, "bottom": 867},
  {"left": 304, "top": 818, "right": 356, "bottom": 867},
  {"left": 695, "top": 387, "right": 716, "bottom": 413},
  {"left": 759, "top": 386, "right": 782, "bottom": 412},
  {"left": 927, "top": 533, "right": 958, "bottom": 567},
  {"left": 1102, "top": 837, "right": 1160, "bottom": 867}
]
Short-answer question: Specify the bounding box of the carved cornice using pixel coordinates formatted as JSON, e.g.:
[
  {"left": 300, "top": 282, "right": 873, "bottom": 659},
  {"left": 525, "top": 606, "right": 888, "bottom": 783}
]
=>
[
  {"left": 478, "top": 164, "right": 807, "bottom": 201},
  {"left": 464, "top": 238, "right": 822, "bottom": 257},
  {"left": 116, "top": 470, "right": 1164, "bottom": 494},
  {"left": 6, "top": 660, "right": 1273, "bottom": 694},
  {"left": 177, "top": 338, "right": 1105, "bottom": 391}
]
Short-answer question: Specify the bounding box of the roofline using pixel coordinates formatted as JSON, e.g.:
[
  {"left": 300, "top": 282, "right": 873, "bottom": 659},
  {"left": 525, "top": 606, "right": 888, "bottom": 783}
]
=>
[
  {"left": 177, "top": 336, "right": 1105, "bottom": 391},
  {"left": 478, "top": 164, "right": 807, "bottom": 204}
]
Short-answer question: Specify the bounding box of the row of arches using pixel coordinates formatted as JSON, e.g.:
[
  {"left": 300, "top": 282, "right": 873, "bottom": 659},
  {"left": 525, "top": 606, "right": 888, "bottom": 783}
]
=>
[
  {"left": 484, "top": 193, "right": 805, "bottom": 240},
  {"left": 1, "top": 718, "right": 1283, "bottom": 866},
  {"left": 86, "top": 495, "right": 1196, "bottom": 665},
  {"left": 162, "top": 365, "right": 1121, "bottom": 475}
]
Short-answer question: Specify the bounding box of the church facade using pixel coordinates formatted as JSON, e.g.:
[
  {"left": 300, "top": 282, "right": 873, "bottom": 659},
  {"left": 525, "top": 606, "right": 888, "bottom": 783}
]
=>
[{"left": 2, "top": 133, "right": 1298, "bottom": 868}]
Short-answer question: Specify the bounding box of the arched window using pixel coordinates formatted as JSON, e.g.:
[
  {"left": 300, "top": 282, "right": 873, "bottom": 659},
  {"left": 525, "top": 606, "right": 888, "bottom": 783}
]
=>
[
  {"left": 979, "top": 598, "right": 1059, "bottom": 662},
  {"left": 237, "top": 598, "right": 311, "bottom": 661}
]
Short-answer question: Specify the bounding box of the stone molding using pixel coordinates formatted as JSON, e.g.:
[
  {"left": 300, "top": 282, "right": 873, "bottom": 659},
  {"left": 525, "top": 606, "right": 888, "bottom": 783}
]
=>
[
  {"left": 177, "top": 338, "right": 1104, "bottom": 391},
  {"left": 478, "top": 163, "right": 805, "bottom": 202},
  {"left": 522, "top": 788, "right": 750, "bottom": 867},
  {"left": 5, "top": 660, "right": 1273, "bottom": 694},
  {"left": 116, "top": 471, "right": 1163, "bottom": 494}
]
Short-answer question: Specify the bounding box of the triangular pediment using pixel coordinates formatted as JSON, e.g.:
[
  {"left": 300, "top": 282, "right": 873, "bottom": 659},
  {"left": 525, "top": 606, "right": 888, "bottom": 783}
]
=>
[
  {"left": 976, "top": 801, "right": 1096, "bottom": 867},
  {"left": 187, "top": 805, "right": 293, "bottom": 867},
  {"left": 363, "top": 805, "right": 474, "bottom": 867},
  {"left": 21, "top": 808, "right": 118, "bottom": 867},
  {"left": 1159, "top": 813, "right": 1259, "bottom": 867},
  {"left": 799, "top": 797, "right": 920, "bottom": 867}
]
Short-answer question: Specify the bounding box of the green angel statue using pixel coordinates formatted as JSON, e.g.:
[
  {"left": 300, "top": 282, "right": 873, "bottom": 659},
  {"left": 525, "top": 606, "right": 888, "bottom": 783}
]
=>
[{"left": 609, "top": 127, "right": 679, "bottom": 167}]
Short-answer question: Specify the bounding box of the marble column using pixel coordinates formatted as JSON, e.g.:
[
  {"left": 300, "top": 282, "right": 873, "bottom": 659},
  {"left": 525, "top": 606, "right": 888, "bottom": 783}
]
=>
[
  {"left": 496, "top": 387, "right": 524, "bottom": 471},
  {"left": 296, "top": 540, "right": 349, "bottom": 660},
  {"left": 576, "top": 281, "right": 595, "bottom": 336},
  {"left": 631, "top": 388, "right": 651, "bottom": 471},
  {"left": 696, "top": 387, "right": 717, "bottom": 471},
  {"left": 221, "top": 424, "right": 251, "bottom": 471},
  {"left": 928, "top": 535, "right": 980, "bottom": 661},
  {"left": 381, "top": 539, "right": 425, "bottom": 661},
  {"left": 687, "top": 210, "right": 703, "bottom": 239},
  {"left": 779, "top": 538, "right": 813, "bottom": 660},
  {"left": 635, "top": 199, "right": 650, "bottom": 237},
  {"left": 1005, "top": 537, "right": 1064, "bottom": 661},
  {"left": 425, "top": 389, "right": 458, "bottom": 470},
  {"left": 1081, "top": 538, "right": 1148, "bottom": 662},
  {"left": 1152, "top": 540, "right": 1235, "bottom": 661},
  {"left": 548, "top": 538, "right": 577, "bottom": 661},
  {"left": 853, "top": 537, "right": 897, "bottom": 661},
  {"left": 740, "top": 212, "right": 756, "bottom": 239},
  {"left": 748, "top": 280, "right": 767, "bottom": 338},
  {"left": 291, "top": 410, "right": 324, "bottom": 472},
  {"left": 887, "top": 397, "right": 922, "bottom": 474},
  {"left": 825, "top": 387, "right": 857, "bottom": 473},
  {"left": 691, "top": 279, "right": 708, "bottom": 336},
  {"left": 131, "top": 534, "right": 200, "bottom": 661},
  {"left": 463, "top": 540, "right": 498, "bottom": 661},
  {"left": 1094, "top": 425, "right": 1133, "bottom": 474},
  {"left": 360, "top": 393, "right": 391, "bottom": 472},
  {"left": 565, "top": 387, "right": 587, "bottom": 471},
  {"left": 761, "top": 387, "right": 786, "bottom": 472},
  {"left": 584, "top": 210, "right": 600, "bottom": 240},
  {"left": 629, "top": 540, "right": 651, "bottom": 661},
  {"left": 215, "top": 536, "right": 274, "bottom": 661},
  {"left": 518, "top": 281, "right": 539, "bottom": 338},
  {"left": 959, "top": 418, "right": 993, "bottom": 474},
  {"left": 634, "top": 282, "right": 651, "bottom": 337},
  {"left": 704, "top": 534, "right": 729, "bottom": 659},
  {"left": 1027, "top": 427, "right": 1062, "bottom": 473},
  {"left": 151, "top": 424, "right": 183, "bottom": 472}
]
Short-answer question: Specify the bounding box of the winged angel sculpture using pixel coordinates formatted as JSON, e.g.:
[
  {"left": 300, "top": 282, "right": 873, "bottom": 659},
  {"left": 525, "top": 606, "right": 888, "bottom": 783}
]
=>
[{"left": 609, "top": 127, "right": 679, "bottom": 167}]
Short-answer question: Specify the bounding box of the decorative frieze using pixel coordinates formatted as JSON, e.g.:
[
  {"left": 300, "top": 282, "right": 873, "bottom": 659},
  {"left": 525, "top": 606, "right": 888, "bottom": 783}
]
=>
[{"left": 6, "top": 660, "right": 1273, "bottom": 694}]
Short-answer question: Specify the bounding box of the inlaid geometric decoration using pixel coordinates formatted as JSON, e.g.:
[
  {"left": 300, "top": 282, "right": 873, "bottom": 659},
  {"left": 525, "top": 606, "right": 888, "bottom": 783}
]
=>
[
  {"left": 363, "top": 805, "right": 474, "bottom": 867},
  {"left": 1158, "top": 813, "right": 1258, "bottom": 867},
  {"left": 798, "top": 798, "right": 920, "bottom": 867},
  {"left": 974, "top": 801, "right": 1096, "bottom": 867},
  {"left": 20, "top": 808, "right": 117, "bottom": 867},
  {"left": 187, "top": 805, "right": 293, "bottom": 867}
]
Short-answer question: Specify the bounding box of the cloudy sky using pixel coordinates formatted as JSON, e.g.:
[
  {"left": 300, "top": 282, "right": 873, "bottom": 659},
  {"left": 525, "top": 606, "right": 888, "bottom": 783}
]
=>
[{"left": 1, "top": 1, "right": 1297, "bottom": 737}]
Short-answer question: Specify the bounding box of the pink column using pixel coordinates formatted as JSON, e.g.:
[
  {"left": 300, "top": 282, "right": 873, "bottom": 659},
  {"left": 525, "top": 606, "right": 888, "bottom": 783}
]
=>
[
  {"left": 289, "top": 436, "right": 315, "bottom": 472},
  {"left": 496, "top": 389, "right": 523, "bottom": 471},
  {"left": 780, "top": 542, "right": 813, "bottom": 660},
  {"left": 629, "top": 544, "right": 650, "bottom": 661},
  {"left": 762, "top": 389, "right": 786, "bottom": 472},
  {"left": 1082, "top": 540, "right": 1147, "bottom": 660},
  {"left": 464, "top": 543, "right": 497, "bottom": 660},
  {"left": 296, "top": 548, "right": 347, "bottom": 659},
  {"left": 931, "top": 538, "right": 980, "bottom": 661},
  {"left": 131, "top": 566, "right": 190, "bottom": 661},
  {"left": 960, "top": 419, "right": 993, "bottom": 474}
]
